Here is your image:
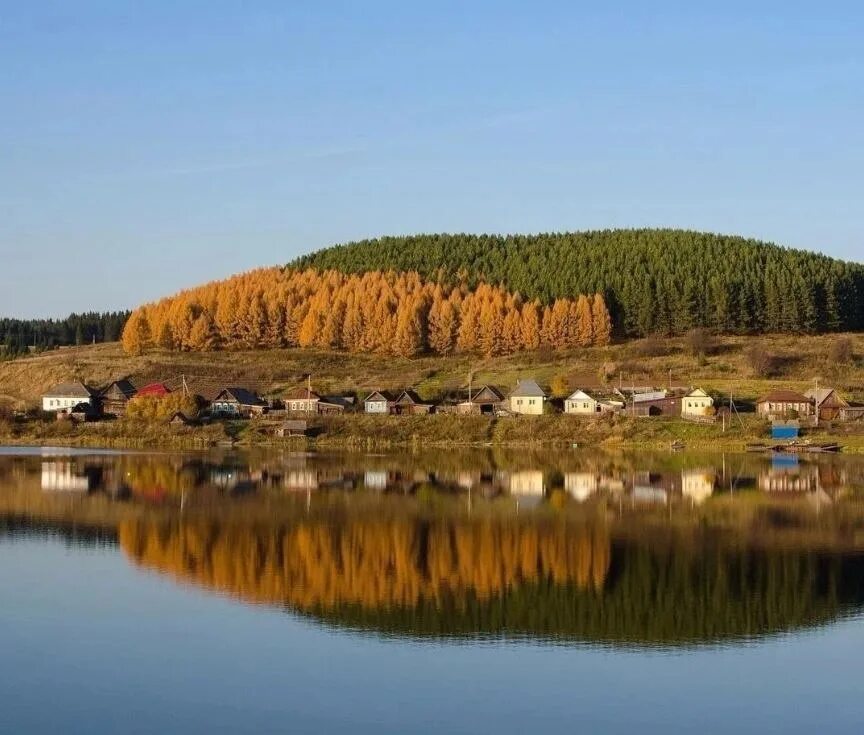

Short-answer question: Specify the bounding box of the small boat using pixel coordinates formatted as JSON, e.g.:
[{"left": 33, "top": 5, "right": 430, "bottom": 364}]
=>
[{"left": 670, "top": 440, "right": 686, "bottom": 451}]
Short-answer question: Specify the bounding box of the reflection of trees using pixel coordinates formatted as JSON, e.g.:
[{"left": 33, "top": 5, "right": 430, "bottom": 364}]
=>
[
  {"left": 119, "top": 516, "right": 864, "bottom": 645},
  {"left": 119, "top": 518, "right": 609, "bottom": 608}
]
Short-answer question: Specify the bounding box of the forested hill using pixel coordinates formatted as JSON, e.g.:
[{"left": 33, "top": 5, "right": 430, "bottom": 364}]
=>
[
  {"left": 1, "top": 312, "right": 129, "bottom": 358},
  {"left": 291, "top": 229, "right": 864, "bottom": 336}
]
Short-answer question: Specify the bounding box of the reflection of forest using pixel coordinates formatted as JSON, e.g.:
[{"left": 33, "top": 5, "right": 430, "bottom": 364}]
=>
[{"left": 118, "top": 516, "right": 864, "bottom": 646}]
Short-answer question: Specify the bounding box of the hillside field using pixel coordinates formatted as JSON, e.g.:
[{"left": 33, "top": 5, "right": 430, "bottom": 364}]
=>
[{"left": 2, "top": 333, "right": 863, "bottom": 410}]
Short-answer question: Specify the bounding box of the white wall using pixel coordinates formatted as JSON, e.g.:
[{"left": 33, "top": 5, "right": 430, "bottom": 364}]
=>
[{"left": 42, "top": 396, "right": 92, "bottom": 412}]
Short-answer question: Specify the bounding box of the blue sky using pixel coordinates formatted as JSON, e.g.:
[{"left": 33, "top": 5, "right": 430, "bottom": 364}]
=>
[{"left": 2, "top": 1, "right": 862, "bottom": 316}]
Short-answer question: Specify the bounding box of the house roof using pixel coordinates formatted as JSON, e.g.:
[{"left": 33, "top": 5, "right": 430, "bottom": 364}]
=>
[
  {"left": 684, "top": 388, "right": 711, "bottom": 399},
  {"left": 757, "top": 390, "right": 811, "bottom": 404},
  {"left": 283, "top": 386, "right": 321, "bottom": 401},
  {"left": 633, "top": 390, "right": 668, "bottom": 403},
  {"left": 510, "top": 379, "right": 546, "bottom": 398},
  {"left": 364, "top": 390, "right": 395, "bottom": 403},
  {"left": 137, "top": 383, "right": 172, "bottom": 397},
  {"left": 44, "top": 382, "right": 93, "bottom": 398},
  {"left": 214, "top": 387, "right": 264, "bottom": 406},
  {"left": 100, "top": 379, "right": 137, "bottom": 399},
  {"left": 395, "top": 389, "right": 431, "bottom": 405},
  {"left": 804, "top": 388, "right": 847, "bottom": 407},
  {"left": 470, "top": 385, "right": 505, "bottom": 403}
]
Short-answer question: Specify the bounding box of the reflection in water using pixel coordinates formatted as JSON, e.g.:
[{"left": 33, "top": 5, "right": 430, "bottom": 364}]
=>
[
  {"left": 117, "top": 516, "right": 864, "bottom": 646},
  {"left": 4, "top": 447, "right": 864, "bottom": 647}
]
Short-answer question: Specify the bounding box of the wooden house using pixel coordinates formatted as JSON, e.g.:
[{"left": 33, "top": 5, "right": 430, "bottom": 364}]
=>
[
  {"left": 364, "top": 391, "right": 395, "bottom": 414},
  {"left": 393, "top": 390, "right": 434, "bottom": 415},
  {"left": 805, "top": 388, "right": 848, "bottom": 421},
  {"left": 681, "top": 388, "right": 714, "bottom": 417},
  {"left": 42, "top": 382, "right": 95, "bottom": 413},
  {"left": 275, "top": 420, "right": 309, "bottom": 437},
  {"left": 99, "top": 379, "right": 137, "bottom": 417},
  {"left": 756, "top": 390, "right": 812, "bottom": 418},
  {"left": 630, "top": 390, "right": 682, "bottom": 417},
  {"left": 318, "top": 395, "right": 354, "bottom": 414},
  {"left": 456, "top": 384, "right": 505, "bottom": 415},
  {"left": 283, "top": 386, "right": 320, "bottom": 414},
  {"left": 508, "top": 379, "right": 546, "bottom": 415},
  {"left": 210, "top": 388, "right": 267, "bottom": 418}
]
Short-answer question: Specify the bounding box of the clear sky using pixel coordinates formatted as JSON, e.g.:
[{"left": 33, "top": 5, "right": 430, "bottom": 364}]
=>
[{"left": 2, "top": 1, "right": 862, "bottom": 317}]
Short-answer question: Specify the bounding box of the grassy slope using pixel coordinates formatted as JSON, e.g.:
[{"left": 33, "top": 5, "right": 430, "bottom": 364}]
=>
[{"left": 2, "top": 334, "right": 863, "bottom": 449}]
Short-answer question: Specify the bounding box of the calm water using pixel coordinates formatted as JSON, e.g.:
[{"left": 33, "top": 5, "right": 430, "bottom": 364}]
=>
[{"left": 2, "top": 446, "right": 864, "bottom": 734}]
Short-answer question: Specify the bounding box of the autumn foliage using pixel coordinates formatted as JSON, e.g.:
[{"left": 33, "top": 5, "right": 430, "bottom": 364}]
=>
[
  {"left": 122, "top": 268, "right": 613, "bottom": 357},
  {"left": 119, "top": 518, "right": 610, "bottom": 612}
]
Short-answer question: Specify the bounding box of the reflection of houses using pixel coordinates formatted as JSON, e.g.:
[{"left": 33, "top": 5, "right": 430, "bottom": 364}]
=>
[
  {"left": 364, "top": 470, "right": 389, "bottom": 491},
  {"left": 681, "top": 389, "right": 714, "bottom": 418},
  {"left": 508, "top": 470, "right": 545, "bottom": 496},
  {"left": 564, "top": 390, "right": 624, "bottom": 415},
  {"left": 283, "top": 469, "right": 318, "bottom": 492},
  {"left": 759, "top": 457, "right": 821, "bottom": 494},
  {"left": 564, "top": 472, "right": 598, "bottom": 501},
  {"left": 805, "top": 388, "right": 848, "bottom": 422},
  {"left": 457, "top": 385, "right": 505, "bottom": 415},
  {"left": 681, "top": 469, "right": 715, "bottom": 504},
  {"left": 41, "top": 461, "right": 94, "bottom": 492},
  {"left": 756, "top": 390, "right": 812, "bottom": 418},
  {"left": 42, "top": 382, "right": 95, "bottom": 413},
  {"left": 509, "top": 379, "right": 546, "bottom": 415}
]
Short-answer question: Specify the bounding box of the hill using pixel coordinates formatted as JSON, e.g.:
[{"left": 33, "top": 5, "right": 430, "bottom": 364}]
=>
[{"left": 291, "top": 229, "right": 864, "bottom": 336}]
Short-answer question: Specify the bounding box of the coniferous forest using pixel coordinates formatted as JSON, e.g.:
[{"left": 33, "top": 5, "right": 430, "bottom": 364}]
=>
[
  {"left": 292, "top": 229, "right": 864, "bottom": 336},
  {"left": 0, "top": 312, "right": 129, "bottom": 358}
]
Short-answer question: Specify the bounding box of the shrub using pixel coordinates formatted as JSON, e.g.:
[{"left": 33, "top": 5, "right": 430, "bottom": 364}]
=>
[
  {"left": 746, "top": 345, "right": 777, "bottom": 377},
  {"left": 631, "top": 335, "right": 669, "bottom": 358},
  {"left": 829, "top": 337, "right": 854, "bottom": 365},
  {"left": 684, "top": 328, "right": 714, "bottom": 358}
]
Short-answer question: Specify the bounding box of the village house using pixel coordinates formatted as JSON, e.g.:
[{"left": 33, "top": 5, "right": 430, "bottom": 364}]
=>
[
  {"left": 42, "top": 382, "right": 95, "bottom": 413},
  {"left": 393, "top": 390, "right": 435, "bottom": 415},
  {"left": 99, "top": 379, "right": 137, "bottom": 417},
  {"left": 364, "top": 391, "right": 395, "bottom": 414},
  {"left": 681, "top": 388, "right": 714, "bottom": 418},
  {"left": 629, "top": 390, "right": 683, "bottom": 417},
  {"left": 509, "top": 379, "right": 546, "bottom": 416},
  {"left": 804, "top": 388, "right": 848, "bottom": 422},
  {"left": 136, "top": 382, "right": 172, "bottom": 398},
  {"left": 564, "top": 389, "right": 624, "bottom": 415},
  {"left": 210, "top": 388, "right": 267, "bottom": 418},
  {"left": 283, "top": 386, "right": 320, "bottom": 414},
  {"left": 457, "top": 385, "right": 505, "bottom": 415},
  {"left": 756, "top": 390, "right": 813, "bottom": 418},
  {"left": 317, "top": 395, "right": 354, "bottom": 414}
]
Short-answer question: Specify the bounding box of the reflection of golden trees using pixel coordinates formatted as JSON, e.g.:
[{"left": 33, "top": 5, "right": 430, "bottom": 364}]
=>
[{"left": 119, "top": 518, "right": 609, "bottom": 610}]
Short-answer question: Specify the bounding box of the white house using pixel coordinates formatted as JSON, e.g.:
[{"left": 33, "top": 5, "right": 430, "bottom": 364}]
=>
[
  {"left": 509, "top": 379, "right": 546, "bottom": 415},
  {"left": 564, "top": 389, "right": 625, "bottom": 415},
  {"left": 42, "top": 382, "right": 94, "bottom": 413},
  {"left": 681, "top": 388, "right": 714, "bottom": 417},
  {"left": 364, "top": 391, "right": 394, "bottom": 414}
]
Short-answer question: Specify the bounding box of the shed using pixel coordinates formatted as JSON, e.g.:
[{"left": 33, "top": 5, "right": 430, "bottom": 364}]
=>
[
  {"left": 168, "top": 412, "right": 193, "bottom": 426},
  {"left": 276, "top": 420, "right": 309, "bottom": 437},
  {"left": 394, "top": 390, "right": 435, "bottom": 415},
  {"left": 99, "top": 379, "right": 137, "bottom": 417},
  {"left": 771, "top": 420, "right": 800, "bottom": 440},
  {"left": 457, "top": 385, "right": 505, "bottom": 415}
]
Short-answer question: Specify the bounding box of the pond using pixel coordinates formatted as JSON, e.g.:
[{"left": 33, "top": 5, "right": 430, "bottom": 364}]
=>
[{"left": 2, "top": 446, "right": 864, "bottom": 733}]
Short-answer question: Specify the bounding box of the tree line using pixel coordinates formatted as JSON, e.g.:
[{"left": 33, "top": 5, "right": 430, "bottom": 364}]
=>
[
  {"left": 122, "top": 268, "right": 612, "bottom": 356},
  {"left": 292, "top": 229, "right": 864, "bottom": 336},
  {"left": 0, "top": 312, "right": 129, "bottom": 359}
]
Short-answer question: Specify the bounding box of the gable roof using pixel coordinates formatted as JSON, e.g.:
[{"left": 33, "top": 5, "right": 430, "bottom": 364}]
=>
[
  {"left": 364, "top": 390, "right": 394, "bottom": 403},
  {"left": 757, "top": 390, "right": 811, "bottom": 404},
  {"left": 283, "top": 385, "right": 321, "bottom": 401},
  {"left": 44, "top": 382, "right": 93, "bottom": 398},
  {"left": 567, "top": 389, "right": 598, "bottom": 402},
  {"left": 100, "top": 379, "right": 137, "bottom": 399},
  {"left": 510, "top": 379, "right": 546, "bottom": 398},
  {"left": 214, "top": 387, "right": 264, "bottom": 406},
  {"left": 137, "top": 383, "right": 172, "bottom": 398},
  {"left": 684, "top": 388, "right": 711, "bottom": 399},
  {"left": 469, "top": 385, "right": 505, "bottom": 403},
  {"left": 804, "top": 388, "right": 848, "bottom": 407},
  {"left": 395, "top": 389, "right": 431, "bottom": 406}
]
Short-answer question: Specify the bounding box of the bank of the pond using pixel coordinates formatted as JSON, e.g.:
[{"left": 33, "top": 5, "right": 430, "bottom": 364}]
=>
[{"left": 3, "top": 412, "right": 864, "bottom": 452}]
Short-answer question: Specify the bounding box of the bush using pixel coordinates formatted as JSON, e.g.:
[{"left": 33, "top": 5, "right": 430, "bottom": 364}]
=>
[
  {"left": 829, "top": 337, "right": 854, "bottom": 365},
  {"left": 746, "top": 345, "right": 777, "bottom": 377},
  {"left": 630, "top": 335, "right": 670, "bottom": 358},
  {"left": 126, "top": 393, "right": 201, "bottom": 421},
  {"left": 684, "top": 328, "right": 714, "bottom": 358}
]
